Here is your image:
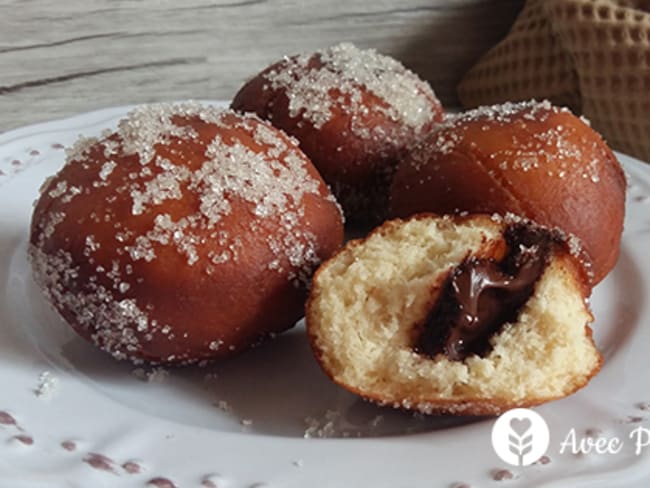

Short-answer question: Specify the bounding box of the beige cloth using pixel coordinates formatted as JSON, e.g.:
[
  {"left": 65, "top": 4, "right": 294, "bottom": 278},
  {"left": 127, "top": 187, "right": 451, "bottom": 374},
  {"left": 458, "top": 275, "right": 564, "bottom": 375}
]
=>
[{"left": 458, "top": 0, "right": 650, "bottom": 162}]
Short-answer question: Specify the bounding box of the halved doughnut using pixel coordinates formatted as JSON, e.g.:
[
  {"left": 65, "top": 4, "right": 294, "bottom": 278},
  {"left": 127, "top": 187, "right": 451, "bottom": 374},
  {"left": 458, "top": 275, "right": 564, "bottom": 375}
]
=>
[{"left": 306, "top": 214, "right": 602, "bottom": 415}]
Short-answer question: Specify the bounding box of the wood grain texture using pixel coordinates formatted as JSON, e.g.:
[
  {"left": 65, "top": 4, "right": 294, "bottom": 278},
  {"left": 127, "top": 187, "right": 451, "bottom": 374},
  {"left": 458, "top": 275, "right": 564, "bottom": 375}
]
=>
[{"left": 0, "top": 0, "right": 523, "bottom": 131}]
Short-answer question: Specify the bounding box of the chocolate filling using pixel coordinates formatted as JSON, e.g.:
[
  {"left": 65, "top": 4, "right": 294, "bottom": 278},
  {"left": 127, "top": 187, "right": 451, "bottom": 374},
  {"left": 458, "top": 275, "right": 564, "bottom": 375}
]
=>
[{"left": 415, "top": 224, "right": 558, "bottom": 361}]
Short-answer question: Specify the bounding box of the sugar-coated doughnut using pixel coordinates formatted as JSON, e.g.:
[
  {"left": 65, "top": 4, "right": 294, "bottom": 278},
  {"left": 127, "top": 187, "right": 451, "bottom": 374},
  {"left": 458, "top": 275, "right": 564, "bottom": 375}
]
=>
[
  {"left": 231, "top": 42, "right": 444, "bottom": 223},
  {"left": 306, "top": 213, "right": 601, "bottom": 415},
  {"left": 389, "top": 100, "right": 626, "bottom": 284},
  {"left": 30, "top": 102, "right": 344, "bottom": 364}
]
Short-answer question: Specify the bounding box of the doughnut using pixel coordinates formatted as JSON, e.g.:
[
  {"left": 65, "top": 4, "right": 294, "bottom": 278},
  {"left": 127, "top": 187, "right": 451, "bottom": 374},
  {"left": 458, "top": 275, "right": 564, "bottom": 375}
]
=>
[
  {"left": 231, "top": 42, "right": 444, "bottom": 223},
  {"left": 30, "top": 102, "right": 344, "bottom": 365},
  {"left": 389, "top": 100, "right": 626, "bottom": 285},
  {"left": 306, "top": 214, "right": 602, "bottom": 415}
]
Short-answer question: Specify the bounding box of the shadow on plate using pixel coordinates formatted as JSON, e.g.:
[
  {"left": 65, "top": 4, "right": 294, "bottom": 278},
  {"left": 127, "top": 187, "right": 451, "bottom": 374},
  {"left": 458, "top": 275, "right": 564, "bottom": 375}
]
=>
[
  {"left": 7, "top": 235, "right": 640, "bottom": 439},
  {"left": 16, "top": 261, "right": 483, "bottom": 437},
  {"left": 54, "top": 320, "right": 485, "bottom": 438}
]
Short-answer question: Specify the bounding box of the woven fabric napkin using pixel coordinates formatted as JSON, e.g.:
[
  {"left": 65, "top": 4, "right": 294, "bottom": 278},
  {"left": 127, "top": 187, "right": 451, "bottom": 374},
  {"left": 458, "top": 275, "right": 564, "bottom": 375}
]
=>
[{"left": 458, "top": 0, "right": 650, "bottom": 162}]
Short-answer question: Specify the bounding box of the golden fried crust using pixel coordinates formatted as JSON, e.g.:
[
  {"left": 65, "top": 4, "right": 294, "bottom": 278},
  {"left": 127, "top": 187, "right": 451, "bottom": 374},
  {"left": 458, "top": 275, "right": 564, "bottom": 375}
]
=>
[
  {"left": 231, "top": 43, "right": 444, "bottom": 223},
  {"left": 31, "top": 103, "right": 344, "bottom": 364},
  {"left": 390, "top": 101, "right": 626, "bottom": 284}
]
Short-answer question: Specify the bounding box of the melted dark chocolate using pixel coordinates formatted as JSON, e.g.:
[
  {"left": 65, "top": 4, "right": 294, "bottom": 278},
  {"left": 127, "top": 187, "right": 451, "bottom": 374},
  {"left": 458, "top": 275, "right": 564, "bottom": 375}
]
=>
[{"left": 415, "top": 224, "right": 556, "bottom": 360}]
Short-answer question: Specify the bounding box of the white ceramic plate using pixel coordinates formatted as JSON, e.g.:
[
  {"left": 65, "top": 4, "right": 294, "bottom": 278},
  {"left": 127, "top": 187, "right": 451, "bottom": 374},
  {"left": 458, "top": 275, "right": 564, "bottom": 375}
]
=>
[{"left": 1, "top": 103, "right": 650, "bottom": 488}]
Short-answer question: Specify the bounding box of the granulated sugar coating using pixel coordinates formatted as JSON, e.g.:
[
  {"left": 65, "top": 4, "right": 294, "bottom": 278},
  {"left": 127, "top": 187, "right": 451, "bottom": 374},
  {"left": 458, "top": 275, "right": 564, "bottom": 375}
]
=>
[
  {"left": 390, "top": 99, "right": 626, "bottom": 285},
  {"left": 232, "top": 43, "right": 444, "bottom": 224},
  {"left": 30, "top": 102, "right": 344, "bottom": 364},
  {"left": 262, "top": 42, "right": 437, "bottom": 133},
  {"left": 413, "top": 100, "right": 591, "bottom": 176}
]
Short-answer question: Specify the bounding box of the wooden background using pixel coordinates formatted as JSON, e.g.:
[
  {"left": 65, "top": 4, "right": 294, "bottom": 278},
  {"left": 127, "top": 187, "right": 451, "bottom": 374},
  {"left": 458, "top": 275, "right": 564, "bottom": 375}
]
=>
[{"left": 0, "top": 0, "right": 524, "bottom": 132}]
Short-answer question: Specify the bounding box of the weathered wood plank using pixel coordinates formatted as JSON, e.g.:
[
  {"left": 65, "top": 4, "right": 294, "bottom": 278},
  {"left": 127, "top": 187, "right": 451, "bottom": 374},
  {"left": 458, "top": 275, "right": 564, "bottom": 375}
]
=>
[{"left": 0, "top": 0, "right": 523, "bottom": 131}]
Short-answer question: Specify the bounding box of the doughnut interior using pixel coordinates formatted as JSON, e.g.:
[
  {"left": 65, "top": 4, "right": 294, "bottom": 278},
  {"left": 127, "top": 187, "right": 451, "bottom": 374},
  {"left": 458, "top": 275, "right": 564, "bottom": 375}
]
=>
[{"left": 307, "top": 214, "right": 602, "bottom": 415}]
